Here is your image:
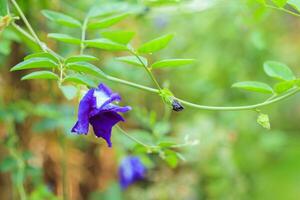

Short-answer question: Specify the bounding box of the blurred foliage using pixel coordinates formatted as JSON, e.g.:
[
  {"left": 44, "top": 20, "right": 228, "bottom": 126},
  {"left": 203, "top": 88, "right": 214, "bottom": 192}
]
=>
[{"left": 1, "top": 0, "right": 300, "bottom": 200}]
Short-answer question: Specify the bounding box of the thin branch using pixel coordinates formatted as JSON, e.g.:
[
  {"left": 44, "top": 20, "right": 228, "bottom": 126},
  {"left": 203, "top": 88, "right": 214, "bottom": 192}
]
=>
[
  {"left": 266, "top": 4, "right": 300, "bottom": 18},
  {"left": 80, "top": 16, "right": 89, "bottom": 55},
  {"left": 10, "top": 0, "right": 45, "bottom": 51},
  {"left": 130, "top": 50, "right": 162, "bottom": 90},
  {"left": 116, "top": 126, "right": 158, "bottom": 150},
  {"left": 175, "top": 88, "right": 300, "bottom": 111}
]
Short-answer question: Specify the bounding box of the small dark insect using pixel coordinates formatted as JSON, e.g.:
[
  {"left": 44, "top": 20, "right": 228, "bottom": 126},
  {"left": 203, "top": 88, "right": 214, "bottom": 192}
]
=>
[{"left": 172, "top": 99, "right": 184, "bottom": 112}]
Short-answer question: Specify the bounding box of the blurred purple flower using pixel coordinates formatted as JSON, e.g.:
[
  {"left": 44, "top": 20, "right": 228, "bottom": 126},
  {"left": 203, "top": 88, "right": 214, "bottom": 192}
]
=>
[
  {"left": 71, "top": 83, "right": 131, "bottom": 147},
  {"left": 119, "top": 156, "right": 146, "bottom": 189}
]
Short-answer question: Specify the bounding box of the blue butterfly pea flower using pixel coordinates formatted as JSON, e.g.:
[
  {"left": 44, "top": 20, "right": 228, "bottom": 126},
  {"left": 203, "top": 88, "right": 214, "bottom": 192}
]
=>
[
  {"left": 71, "top": 83, "right": 131, "bottom": 147},
  {"left": 119, "top": 156, "right": 146, "bottom": 189}
]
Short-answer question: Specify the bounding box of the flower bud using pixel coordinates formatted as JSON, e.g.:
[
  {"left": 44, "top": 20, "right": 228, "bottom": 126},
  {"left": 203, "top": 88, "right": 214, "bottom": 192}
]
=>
[
  {"left": 172, "top": 99, "right": 184, "bottom": 112},
  {"left": 159, "top": 88, "right": 184, "bottom": 112}
]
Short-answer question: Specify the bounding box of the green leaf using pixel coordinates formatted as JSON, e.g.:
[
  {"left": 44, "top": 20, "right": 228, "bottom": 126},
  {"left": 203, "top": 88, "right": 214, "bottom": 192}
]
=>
[
  {"left": 137, "top": 33, "right": 174, "bottom": 54},
  {"left": 274, "top": 80, "right": 295, "bottom": 94},
  {"left": 101, "top": 30, "right": 135, "bottom": 44},
  {"left": 59, "top": 85, "right": 78, "bottom": 100},
  {"left": 87, "top": 2, "right": 129, "bottom": 18},
  {"left": 162, "top": 150, "right": 179, "bottom": 168},
  {"left": 288, "top": 0, "right": 300, "bottom": 11},
  {"left": 42, "top": 10, "right": 81, "bottom": 28},
  {"left": 48, "top": 33, "right": 81, "bottom": 45},
  {"left": 87, "top": 13, "right": 130, "bottom": 30},
  {"left": 24, "top": 52, "right": 59, "bottom": 63},
  {"left": 10, "top": 58, "right": 58, "bottom": 71},
  {"left": 271, "top": 0, "right": 287, "bottom": 7},
  {"left": 66, "top": 62, "right": 107, "bottom": 78},
  {"left": 63, "top": 75, "right": 96, "bottom": 87},
  {"left": 115, "top": 56, "right": 147, "bottom": 67},
  {"left": 232, "top": 81, "right": 273, "bottom": 94},
  {"left": 84, "top": 38, "right": 128, "bottom": 51},
  {"left": 65, "top": 55, "right": 99, "bottom": 64},
  {"left": 257, "top": 113, "right": 271, "bottom": 130},
  {"left": 21, "top": 71, "right": 59, "bottom": 80},
  {"left": 152, "top": 59, "right": 195, "bottom": 69},
  {"left": 263, "top": 61, "right": 295, "bottom": 81},
  {"left": 0, "top": 0, "right": 8, "bottom": 16}
]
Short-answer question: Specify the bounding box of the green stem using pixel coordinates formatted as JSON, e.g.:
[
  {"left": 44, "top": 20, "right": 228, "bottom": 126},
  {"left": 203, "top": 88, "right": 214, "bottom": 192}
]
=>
[
  {"left": 80, "top": 16, "right": 89, "bottom": 55},
  {"left": 117, "top": 126, "right": 198, "bottom": 150},
  {"left": 10, "top": 1, "right": 64, "bottom": 61},
  {"left": 59, "top": 63, "right": 64, "bottom": 84},
  {"left": 11, "top": 150, "right": 27, "bottom": 200},
  {"left": 10, "top": 0, "right": 45, "bottom": 51},
  {"left": 130, "top": 51, "right": 162, "bottom": 90},
  {"left": 116, "top": 126, "right": 158, "bottom": 150},
  {"left": 106, "top": 75, "right": 159, "bottom": 93},
  {"left": 175, "top": 88, "right": 300, "bottom": 111}
]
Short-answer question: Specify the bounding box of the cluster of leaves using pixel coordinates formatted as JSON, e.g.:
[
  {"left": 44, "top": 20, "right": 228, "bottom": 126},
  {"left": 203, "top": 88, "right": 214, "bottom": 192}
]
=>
[
  {"left": 232, "top": 61, "right": 299, "bottom": 95},
  {"left": 10, "top": 6, "right": 195, "bottom": 102},
  {"left": 232, "top": 61, "right": 299, "bottom": 129},
  {"left": 119, "top": 108, "right": 198, "bottom": 168}
]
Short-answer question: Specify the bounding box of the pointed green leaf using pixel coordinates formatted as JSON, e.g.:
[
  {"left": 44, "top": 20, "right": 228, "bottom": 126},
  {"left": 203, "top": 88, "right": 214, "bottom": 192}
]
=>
[
  {"left": 152, "top": 59, "right": 195, "bottom": 69},
  {"left": 87, "top": 3, "right": 128, "bottom": 18},
  {"left": 288, "top": 0, "right": 300, "bottom": 11},
  {"left": 101, "top": 30, "right": 135, "bottom": 44},
  {"left": 21, "top": 71, "right": 59, "bottom": 80},
  {"left": 66, "top": 62, "right": 107, "bottom": 78},
  {"left": 65, "top": 55, "right": 99, "bottom": 64},
  {"left": 24, "top": 52, "right": 59, "bottom": 63},
  {"left": 63, "top": 75, "right": 96, "bottom": 87},
  {"left": 59, "top": 85, "right": 78, "bottom": 100},
  {"left": 271, "top": 0, "right": 287, "bottom": 7},
  {"left": 84, "top": 38, "right": 128, "bottom": 51},
  {"left": 42, "top": 10, "right": 81, "bottom": 28},
  {"left": 263, "top": 61, "right": 295, "bottom": 81},
  {"left": 274, "top": 80, "right": 295, "bottom": 94},
  {"left": 48, "top": 33, "right": 81, "bottom": 45},
  {"left": 87, "top": 13, "right": 130, "bottom": 30},
  {"left": 137, "top": 33, "right": 174, "bottom": 54},
  {"left": 232, "top": 81, "right": 273, "bottom": 94},
  {"left": 115, "top": 56, "right": 147, "bottom": 67},
  {"left": 10, "top": 58, "right": 58, "bottom": 71}
]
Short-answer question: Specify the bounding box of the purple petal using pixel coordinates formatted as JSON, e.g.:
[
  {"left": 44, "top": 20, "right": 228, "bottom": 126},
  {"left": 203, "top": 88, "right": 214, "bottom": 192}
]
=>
[
  {"left": 98, "top": 83, "right": 114, "bottom": 96},
  {"left": 119, "top": 156, "right": 146, "bottom": 189},
  {"left": 89, "top": 111, "right": 125, "bottom": 147},
  {"left": 71, "top": 89, "right": 95, "bottom": 134},
  {"left": 90, "top": 102, "right": 131, "bottom": 118}
]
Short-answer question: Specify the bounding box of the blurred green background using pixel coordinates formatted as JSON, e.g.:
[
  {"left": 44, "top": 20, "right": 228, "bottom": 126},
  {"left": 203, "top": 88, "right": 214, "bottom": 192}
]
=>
[{"left": 1, "top": 0, "right": 300, "bottom": 199}]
